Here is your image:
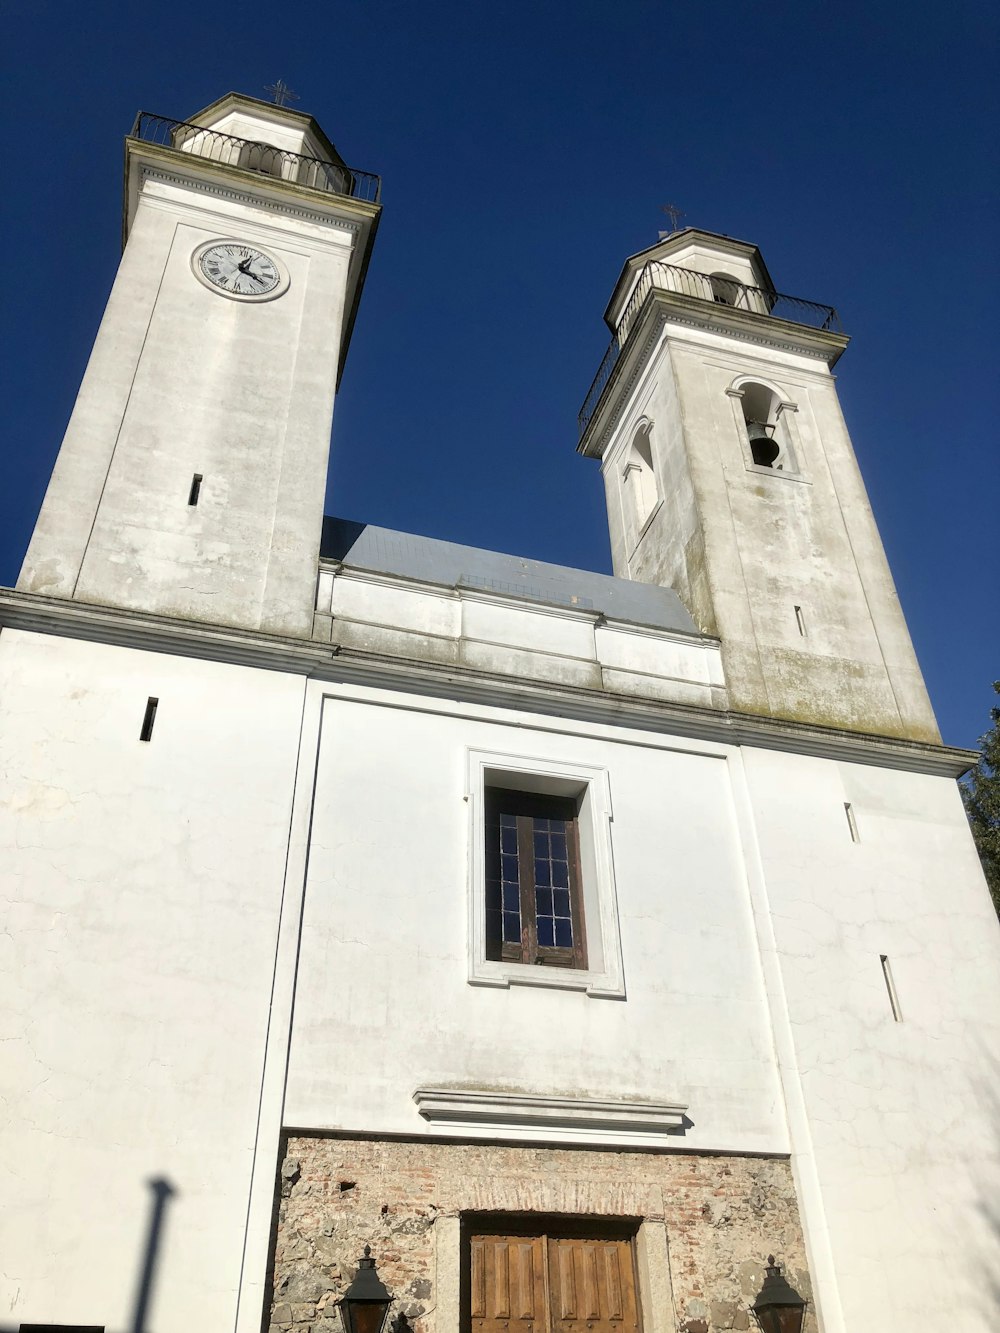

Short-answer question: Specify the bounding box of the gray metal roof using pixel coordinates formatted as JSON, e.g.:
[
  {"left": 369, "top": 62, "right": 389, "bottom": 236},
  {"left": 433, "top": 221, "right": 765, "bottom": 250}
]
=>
[{"left": 321, "top": 517, "right": 699, "bottom": 635}]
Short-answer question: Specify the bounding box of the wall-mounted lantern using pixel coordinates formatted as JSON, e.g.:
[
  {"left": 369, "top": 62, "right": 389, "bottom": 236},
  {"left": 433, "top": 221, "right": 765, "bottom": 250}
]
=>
[
  {"left": 338, "top": 1244, "right": 393, "bottom": 1333},
  {"left": 750, "top": 1254, "right": 807, "bottom": 1333}
]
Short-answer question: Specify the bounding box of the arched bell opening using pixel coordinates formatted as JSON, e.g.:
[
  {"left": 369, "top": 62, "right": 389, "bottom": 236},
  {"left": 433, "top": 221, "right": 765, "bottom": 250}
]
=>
[
  {"left": 709, "top": 272, "right": 743, "bottom": 307},
  {"left": 238, "top": 140, "right": 284, "bottom": 178},
  {"left": 739, "top": 382, "right": 784, "bottom": 469}
]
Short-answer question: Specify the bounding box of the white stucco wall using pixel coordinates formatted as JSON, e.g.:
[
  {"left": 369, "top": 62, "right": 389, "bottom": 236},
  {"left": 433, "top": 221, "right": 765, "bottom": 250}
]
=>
[
  {"left": 284, "top": 687, "right": 788, "bottom": 1152},
  {"left": 0, "top": 629, "right": 305, "bottom": 1331},
  {"left": 742, "top": 746, "right": 1000, "bottom": 1332},
  {"left": 4, "top": 628, "right": 997, "bottom": 1333},
  {"left": 279, "top": 682, "right": 1000, "bottom": 1332}
]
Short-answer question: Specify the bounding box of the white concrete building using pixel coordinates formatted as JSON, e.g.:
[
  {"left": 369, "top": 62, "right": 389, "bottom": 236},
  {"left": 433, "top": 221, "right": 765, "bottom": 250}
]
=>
[{"left": 2, "top": 94, "right": 998, "bottom": 1333}]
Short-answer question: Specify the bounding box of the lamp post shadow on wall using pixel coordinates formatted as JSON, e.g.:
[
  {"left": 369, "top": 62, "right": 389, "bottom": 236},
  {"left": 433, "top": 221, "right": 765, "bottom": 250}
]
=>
[{"left": 128, "top": 1176, "right": 177, "bottom": 1333}]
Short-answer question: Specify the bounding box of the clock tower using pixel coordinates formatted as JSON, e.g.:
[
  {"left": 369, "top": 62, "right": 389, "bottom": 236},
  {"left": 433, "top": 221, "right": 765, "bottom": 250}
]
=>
[{"left": 18, "top": 93, "right": 380, "bottom": 638}]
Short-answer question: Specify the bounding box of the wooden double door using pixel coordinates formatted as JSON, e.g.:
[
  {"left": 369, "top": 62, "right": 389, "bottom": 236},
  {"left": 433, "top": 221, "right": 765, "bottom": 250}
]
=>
[{"left": 469, "top": 1227, "right": 642, "bottom": 1332}]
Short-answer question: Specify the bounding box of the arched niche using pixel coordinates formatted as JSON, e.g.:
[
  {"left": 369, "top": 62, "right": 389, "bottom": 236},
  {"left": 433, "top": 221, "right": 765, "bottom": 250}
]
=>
[
  {"left": 727, "top": 376, "right": 799, "bottom": 473},
  {"left": 622, "top": 419, "right": 660, "bottom": 531},
  {"left": 709, "top": 272, "right": 744, "bottom": 307},
  {"left": 238, "top": 139, "right": 285, "bottom": 178}
]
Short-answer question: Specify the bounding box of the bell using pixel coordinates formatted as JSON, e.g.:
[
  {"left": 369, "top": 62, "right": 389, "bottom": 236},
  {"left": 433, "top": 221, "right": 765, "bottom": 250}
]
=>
[{"left": 747, "top": 420, "right": 780, "bottom": 467}]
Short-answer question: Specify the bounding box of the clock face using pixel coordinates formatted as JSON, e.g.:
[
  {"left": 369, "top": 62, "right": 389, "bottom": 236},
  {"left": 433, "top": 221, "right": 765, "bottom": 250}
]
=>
[{"left": 198, "top": 243, "right": 281, "bottom": 297}]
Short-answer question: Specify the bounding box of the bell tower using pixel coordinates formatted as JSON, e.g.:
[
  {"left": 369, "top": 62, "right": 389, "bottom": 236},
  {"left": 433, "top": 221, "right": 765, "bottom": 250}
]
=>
[
  {"left": 578, "top": 228, "right": 939, "bottom": 742},
  {"left": 18, "top": 93, "right": 380, "bottom": 638}
]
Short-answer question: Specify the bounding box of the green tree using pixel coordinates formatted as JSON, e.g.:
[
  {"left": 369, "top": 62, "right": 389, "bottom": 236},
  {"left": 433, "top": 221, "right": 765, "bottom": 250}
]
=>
[{"left": 962, "top": 681, "right": 1000, "bottom": 919}]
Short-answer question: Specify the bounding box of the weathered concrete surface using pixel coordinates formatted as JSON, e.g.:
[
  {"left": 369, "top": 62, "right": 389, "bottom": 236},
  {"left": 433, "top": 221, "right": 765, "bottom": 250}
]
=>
[{"left": 0, "top": 628, "right": 307, "bottom": 1330}]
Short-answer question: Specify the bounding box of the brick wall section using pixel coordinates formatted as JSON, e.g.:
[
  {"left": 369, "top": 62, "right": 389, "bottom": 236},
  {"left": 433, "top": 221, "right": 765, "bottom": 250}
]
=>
[{"left": 269, "top": 1136, "right": 814, "bottom": 1333}]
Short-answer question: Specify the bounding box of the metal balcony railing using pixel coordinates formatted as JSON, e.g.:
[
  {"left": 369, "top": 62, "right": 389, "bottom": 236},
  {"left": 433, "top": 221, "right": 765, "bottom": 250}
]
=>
[
  {"left": 130, "top": 112, "right": 382, "bottom": 204},
  {"left": 578, "top": 261, "right": 841, "bottom": 437}
]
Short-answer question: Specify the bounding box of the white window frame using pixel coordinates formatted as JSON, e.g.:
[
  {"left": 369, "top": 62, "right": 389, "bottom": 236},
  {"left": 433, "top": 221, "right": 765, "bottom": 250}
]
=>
[{"left": 466, "top": 748, "right": 625, "bottom": 999}]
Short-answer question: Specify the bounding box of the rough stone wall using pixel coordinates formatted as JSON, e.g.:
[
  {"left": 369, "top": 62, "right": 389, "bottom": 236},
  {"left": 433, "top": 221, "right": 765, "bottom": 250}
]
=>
[{"left": 268, "top": 1136, "right": 814, "bottom": 1333}]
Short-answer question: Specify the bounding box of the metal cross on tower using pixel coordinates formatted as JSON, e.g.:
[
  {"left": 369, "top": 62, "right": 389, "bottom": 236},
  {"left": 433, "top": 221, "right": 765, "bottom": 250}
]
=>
[
  {"left": 265, "top": 79, "right": 299, "bottom": 107},
  {"left": 661, "top": 203, "right": 685, "bottom": 233}
]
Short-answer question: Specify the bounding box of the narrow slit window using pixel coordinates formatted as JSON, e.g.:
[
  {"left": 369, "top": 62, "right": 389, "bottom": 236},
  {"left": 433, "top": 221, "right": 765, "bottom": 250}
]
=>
[
  {"left": 19, "top": 1326, "right": 106, "bottom": 1332},
  {"left": 880, "top": 954, "right": 903, "bottom": 1022},
  {"left": 187, "top": 474, "right": 203, "bottom": 506},
  {"left": 844, "top": 801, "right": 860, "bottom": 842},
  {"left": 794, "top": 605, "right": 806, "bottom": 636},
  {"left": 140, "top": 697, "right": 159, "bottom": 743}
]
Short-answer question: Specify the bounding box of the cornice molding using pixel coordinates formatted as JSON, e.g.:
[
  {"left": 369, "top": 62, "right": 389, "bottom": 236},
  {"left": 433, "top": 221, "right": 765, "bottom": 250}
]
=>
[
  {"left": 589, "top": 317, "right": 667, "bottom": 460},
  {"left": 137, "top": 163, "right": 363, "bottom": 237},
  {"left": 324, "top": 653, "right": 971, "bottom": 778},
  {"left": 0, "top": 589, "right": 337, "bottom": 675},
  {"left": 412, "top": 1088, "right": 690, "bottom": 1137},
  {"left": 0, "top": 589, "right": 975, "bottom": 779},
  {"left": 658, "top": 289, "right": 847, "bottom": 361}
]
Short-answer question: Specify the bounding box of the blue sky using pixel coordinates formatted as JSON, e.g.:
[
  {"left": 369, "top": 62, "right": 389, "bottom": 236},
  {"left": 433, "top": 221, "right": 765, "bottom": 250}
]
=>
[{"left": 3, "top": 0, "right": 997, "bottom": 748}]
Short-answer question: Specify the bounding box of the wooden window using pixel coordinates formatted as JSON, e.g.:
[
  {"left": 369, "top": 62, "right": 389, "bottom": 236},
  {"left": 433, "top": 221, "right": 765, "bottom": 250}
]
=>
[
  {"left": 468, "top": 1224, "right": 641, "bottom": 1332},
  {"left": 485, "top": 788, "right": 587, "bottom": 970}
]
